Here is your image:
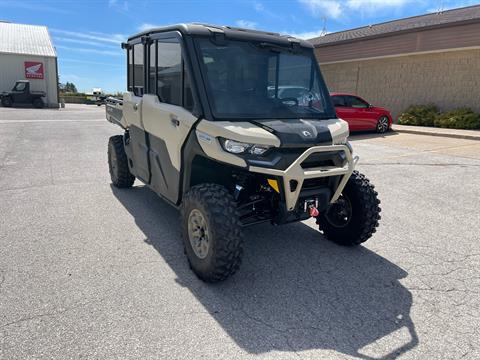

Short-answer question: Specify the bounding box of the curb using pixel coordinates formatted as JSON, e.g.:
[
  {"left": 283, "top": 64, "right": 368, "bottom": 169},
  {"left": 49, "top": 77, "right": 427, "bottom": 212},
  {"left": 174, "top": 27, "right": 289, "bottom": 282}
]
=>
[{"left": 391, "top": 125, "right": 480, "bottom": 141}]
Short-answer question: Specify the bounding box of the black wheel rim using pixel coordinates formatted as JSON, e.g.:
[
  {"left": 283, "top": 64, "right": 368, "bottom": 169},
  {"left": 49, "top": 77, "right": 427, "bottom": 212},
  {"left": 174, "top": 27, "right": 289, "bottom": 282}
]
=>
[{"left": 325, "top": 195, "right": 353, "bottom": 228}]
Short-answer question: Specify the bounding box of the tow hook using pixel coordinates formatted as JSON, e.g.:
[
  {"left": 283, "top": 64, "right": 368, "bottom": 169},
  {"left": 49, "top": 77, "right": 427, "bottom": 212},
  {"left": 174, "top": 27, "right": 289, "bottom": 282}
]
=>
[{"left": 304, "top": 199, "right": 319, "bottom": 217}]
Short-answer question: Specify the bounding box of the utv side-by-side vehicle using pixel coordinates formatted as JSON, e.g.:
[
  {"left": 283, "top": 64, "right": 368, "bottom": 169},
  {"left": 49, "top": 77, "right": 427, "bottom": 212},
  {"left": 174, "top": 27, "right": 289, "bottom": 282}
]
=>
[
  {"left": 106, "top": 24, "right": 381, "bottom": 282},
  {"left": 1, "top": 80, "right": 46, "bottom": 108}
]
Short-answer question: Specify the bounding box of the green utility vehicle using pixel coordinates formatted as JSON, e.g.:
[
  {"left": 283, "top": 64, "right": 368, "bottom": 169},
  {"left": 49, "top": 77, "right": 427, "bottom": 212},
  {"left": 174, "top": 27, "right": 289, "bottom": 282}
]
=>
[
  {"left": 106, "top": 24, "right": 381, "bottom": 282},
  {"left": 1, "top": 80, "right": 46, "bottom": 108}
]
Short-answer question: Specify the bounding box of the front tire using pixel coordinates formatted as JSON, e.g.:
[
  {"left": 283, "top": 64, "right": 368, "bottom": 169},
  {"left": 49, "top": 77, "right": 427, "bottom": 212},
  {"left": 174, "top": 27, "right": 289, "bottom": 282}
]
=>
[
  {"left": 108, "top": 135, "right": 135, "bottom": 188},
  {"left": 376, "top": 116, "right": 390, "bottom": 133},
  {"left": 1, "top": 97, "right": 12, "bottom": 107},
  {"left": 317, "top": 171, "right": 381, "bottom": 246},
  {"left": 181, "top": 184, "right": 244, "bottom": 282}
]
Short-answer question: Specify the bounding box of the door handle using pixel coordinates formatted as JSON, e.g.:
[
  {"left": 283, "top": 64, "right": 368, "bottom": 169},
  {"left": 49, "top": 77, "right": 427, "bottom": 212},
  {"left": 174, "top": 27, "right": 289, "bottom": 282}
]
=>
[{"left": 170, "top": 115, "right": 180, "bottom": 127}]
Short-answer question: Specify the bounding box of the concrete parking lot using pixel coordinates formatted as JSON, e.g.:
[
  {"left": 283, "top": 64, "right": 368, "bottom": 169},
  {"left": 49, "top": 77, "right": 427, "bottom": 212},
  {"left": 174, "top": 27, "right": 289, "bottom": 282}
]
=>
[{"left": 1, "top": 104, "right": 479, "bottom": 359}]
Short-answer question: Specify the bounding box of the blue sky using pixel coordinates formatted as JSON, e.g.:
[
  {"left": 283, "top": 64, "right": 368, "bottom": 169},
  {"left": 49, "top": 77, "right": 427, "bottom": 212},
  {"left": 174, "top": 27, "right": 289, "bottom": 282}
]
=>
[{"left": 1, "top": 0, "right": 478, "bottom": 93}]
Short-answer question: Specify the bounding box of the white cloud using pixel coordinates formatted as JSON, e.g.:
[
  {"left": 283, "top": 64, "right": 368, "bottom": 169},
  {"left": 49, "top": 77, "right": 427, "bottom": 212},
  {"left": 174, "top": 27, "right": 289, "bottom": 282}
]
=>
[
  {"left": 55, "top": 45, "right": 122, "bottom": 56},
  {"left": 285, "top": 29, "right": 328, "bottom": 39},
  {"left": 299, "top": 0, "right": 417, "bottom": 19},
  {"left": 51, "top": 29, "right": 126, "bottom": 45},
  {"left": 426, "top": 1, "right": 479, "bottom": 13},
  {"left": 253, "top": 2, "right": 265, "bottom": 12},
  {"left": 108, "top": 0, "right": 129, "bottom": 11},
  {"left": 252, "top": 1, "right": 284, "bottom": 20},
  {"left": 235, "top": 20, "right": 258, "bottom": 29},
  {"left": 60, "top": 58, "right": 123, "bottom": 67},
  {"left": 299, "top": 0, "right": 342, "bottom": 19},
  {"left": 53, "top": 37, "right": 118, "bottom": 48},
  {"left": 346, "top": 0, "right": 411, "bottom": 10},
  {"left": 137, "top": 23, "right": 163, "bottom": 32}
]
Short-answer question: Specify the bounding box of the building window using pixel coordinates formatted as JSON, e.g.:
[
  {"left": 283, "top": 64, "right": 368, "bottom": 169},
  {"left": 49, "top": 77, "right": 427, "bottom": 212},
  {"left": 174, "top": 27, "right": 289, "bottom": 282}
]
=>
[{"left": 133, "top": 43, "right": 144, "bottom": 96}]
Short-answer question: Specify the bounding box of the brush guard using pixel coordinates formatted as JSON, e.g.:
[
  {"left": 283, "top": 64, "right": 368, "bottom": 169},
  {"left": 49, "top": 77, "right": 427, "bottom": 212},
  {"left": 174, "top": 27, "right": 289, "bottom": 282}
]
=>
[{"left": 249, "top": 144, "right": 359, "bottom": 211}]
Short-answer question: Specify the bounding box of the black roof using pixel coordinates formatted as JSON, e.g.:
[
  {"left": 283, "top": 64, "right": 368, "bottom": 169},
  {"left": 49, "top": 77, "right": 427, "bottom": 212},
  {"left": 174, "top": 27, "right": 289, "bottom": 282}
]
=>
[
  {"left": 310, "top": 4, "right": 480, "bottom": 46},
  {"left": 128, "top": 23, "right": 313, "bottom": 48}
]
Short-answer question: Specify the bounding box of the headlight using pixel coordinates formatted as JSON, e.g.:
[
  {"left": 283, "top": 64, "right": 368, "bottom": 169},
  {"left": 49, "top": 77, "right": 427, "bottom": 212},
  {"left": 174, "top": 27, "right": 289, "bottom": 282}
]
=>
[
  {"left": 334, "top": 136, "right": 348, "bottom": 145},
  {"left": 333, "top": 138, "right": 353, "bottom": 153},
  {"left": 221, "top": 139, "right": 272, "bottom": 155}
]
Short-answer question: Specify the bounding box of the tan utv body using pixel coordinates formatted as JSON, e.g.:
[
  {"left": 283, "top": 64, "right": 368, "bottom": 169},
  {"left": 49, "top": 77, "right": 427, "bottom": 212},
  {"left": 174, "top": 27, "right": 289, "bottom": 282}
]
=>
[{"left": 106, "top": 24, "right": 381, "bottom": 282}]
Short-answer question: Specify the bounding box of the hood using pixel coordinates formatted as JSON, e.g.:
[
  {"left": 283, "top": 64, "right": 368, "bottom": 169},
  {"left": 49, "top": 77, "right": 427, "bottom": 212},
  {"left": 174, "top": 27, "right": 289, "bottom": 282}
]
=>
[
  {"left": 374, "top": 106, "right": 390, "bottom": 113},
  {"left": 251, "top": 118, "right": 345, "bottom": 148}
]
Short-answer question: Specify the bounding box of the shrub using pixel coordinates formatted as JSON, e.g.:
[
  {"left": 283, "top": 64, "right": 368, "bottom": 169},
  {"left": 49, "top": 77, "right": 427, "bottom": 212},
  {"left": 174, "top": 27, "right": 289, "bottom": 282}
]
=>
[
  {"left": 434, "top": 108, "right": 480, "bottom": 130},
  {"left": 398, "top": 104, "right": 439, "bottom": 126}
]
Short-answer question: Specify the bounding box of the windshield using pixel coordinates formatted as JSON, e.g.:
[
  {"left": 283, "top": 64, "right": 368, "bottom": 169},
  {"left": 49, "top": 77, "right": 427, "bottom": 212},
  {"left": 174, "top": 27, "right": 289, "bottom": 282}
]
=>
[{"left": 196, "top": 38, "right": 335, "bottom": 120}]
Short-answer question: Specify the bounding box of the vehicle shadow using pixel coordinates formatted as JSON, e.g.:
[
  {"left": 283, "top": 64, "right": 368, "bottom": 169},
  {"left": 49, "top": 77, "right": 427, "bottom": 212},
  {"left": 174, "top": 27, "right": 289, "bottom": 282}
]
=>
[
  {"left": 349, "top": 130, "right": 400, "bottom": 141},
  {"left": 111, "top": 185, "right": 418, "bottom": 359}
]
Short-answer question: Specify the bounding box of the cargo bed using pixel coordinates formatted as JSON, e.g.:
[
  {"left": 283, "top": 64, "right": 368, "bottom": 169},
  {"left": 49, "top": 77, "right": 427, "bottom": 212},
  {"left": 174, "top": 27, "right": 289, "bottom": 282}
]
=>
[{"left": 105, "top": 97, "right": 126, "bottom": 129}]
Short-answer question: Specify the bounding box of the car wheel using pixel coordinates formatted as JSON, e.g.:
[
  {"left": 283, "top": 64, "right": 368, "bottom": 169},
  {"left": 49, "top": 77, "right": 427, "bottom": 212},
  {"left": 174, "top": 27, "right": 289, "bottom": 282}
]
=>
[
  {"left": 376, "top": 116, "right": 389, "bottom": 133},
  {"left": 1, "top": 97, "right": 12, "bottom": 107},
  {"left": 33, "top": 98, "right": 44, "bottom": 109}
]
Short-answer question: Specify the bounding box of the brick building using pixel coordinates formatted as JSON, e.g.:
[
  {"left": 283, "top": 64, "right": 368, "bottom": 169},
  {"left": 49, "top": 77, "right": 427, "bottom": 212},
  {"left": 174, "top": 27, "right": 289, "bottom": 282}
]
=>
[{"left": 310, "top": 5, "right": 480, "bottom": 119}]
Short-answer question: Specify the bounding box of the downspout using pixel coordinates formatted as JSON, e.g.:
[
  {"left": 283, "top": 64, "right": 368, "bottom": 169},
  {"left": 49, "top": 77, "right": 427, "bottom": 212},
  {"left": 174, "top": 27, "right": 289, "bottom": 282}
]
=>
[{"left": 55, "top": 56, "right": 60, "bottom": 108}]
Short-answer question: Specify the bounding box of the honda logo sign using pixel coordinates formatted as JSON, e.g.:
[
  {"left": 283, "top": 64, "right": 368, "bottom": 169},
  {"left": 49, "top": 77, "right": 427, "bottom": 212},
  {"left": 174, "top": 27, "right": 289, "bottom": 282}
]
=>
[{"left": 24, "top": 62, "right": 44, "bottom": 79}]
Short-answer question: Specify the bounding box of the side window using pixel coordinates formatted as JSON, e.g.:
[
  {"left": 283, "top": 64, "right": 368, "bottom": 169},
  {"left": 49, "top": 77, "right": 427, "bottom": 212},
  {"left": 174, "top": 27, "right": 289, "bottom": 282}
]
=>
[
  {"left": 348, "top": 96, "right": 369, "bottom": 108},
  {"left": 157, "top": 39, "right": 181, "bottom": 105},
  {"left": 332, "top": 96, "right": 346, "bottom": 107},
  {"left": 183, "top": 62, "right": 195, "bottom": 111},
  {"left": 14, "top": 82, "right": 26, "bottom": 91},
  {"left": 127, "top": 48, "right": 133, "bottom": 92},
  {"left": 148, "top": 42, "right": 156, "bottom": 94},
  {"left": 133, "top": 43, "right": 144, "bottom": 96}
]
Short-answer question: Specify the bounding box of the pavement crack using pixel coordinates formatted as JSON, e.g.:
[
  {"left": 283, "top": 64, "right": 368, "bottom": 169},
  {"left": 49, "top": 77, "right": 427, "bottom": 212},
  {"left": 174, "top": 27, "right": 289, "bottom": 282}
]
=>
[{"left": 0, "top": 298, "right": 102, "bottom": 329}]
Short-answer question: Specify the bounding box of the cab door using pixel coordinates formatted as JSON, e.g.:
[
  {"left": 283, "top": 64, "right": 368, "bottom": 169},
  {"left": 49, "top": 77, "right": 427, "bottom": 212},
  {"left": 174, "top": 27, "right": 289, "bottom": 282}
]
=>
[
  {"left": 345, "top": 95, "right": 374, "bottom": 130},
  {"left": 123, "top": 42, "right": 150, "bottom": 183},
  {"left": 332, "top": 95, "right": 360, "bottom": 131},
  {"left": 141, "top": 35, "right": 198, "bottom": 204},
  {"left": 12, "top": 82, "right": 29, "bottom": 103}
]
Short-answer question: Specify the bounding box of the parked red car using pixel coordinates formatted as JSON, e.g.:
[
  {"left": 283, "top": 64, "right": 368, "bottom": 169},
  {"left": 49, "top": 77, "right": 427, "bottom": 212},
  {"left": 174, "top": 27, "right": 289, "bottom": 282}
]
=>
[{"left": 331, "top": 93, "right": 392, "bottom": 133}]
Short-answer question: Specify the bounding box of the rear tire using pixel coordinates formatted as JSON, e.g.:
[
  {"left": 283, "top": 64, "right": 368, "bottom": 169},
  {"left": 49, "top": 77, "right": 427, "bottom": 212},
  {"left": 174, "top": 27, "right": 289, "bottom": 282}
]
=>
[
  {"left": 33, "top": 98, "right": 44, "bottom": 109},
  {"left": 108, "top": 135, "right": 135, "bottom": 188},
  {"left": 1, "top": 97, "right": 12, "bottom": 107},
  {"left": 317, "top": 171, "right": 381, "bottom": 246},
  {"left": 181, "top": 183, "right": 244, "bottom": 282}
]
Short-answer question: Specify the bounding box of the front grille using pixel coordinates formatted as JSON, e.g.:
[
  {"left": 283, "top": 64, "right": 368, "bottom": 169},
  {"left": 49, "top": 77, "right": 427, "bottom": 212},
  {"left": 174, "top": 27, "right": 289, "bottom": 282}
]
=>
[
  {"left": 300, "top": 151, "right": 344, "bottom": 169},
  {"left": 302, "top": 177, "right": 328, "bottom": 190}
]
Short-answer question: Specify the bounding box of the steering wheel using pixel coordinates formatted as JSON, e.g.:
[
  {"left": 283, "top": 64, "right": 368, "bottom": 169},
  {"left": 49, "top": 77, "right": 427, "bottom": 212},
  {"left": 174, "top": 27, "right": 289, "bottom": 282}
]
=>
[{"left": 280, "top": 97, "right": 299, "bottom": 107}]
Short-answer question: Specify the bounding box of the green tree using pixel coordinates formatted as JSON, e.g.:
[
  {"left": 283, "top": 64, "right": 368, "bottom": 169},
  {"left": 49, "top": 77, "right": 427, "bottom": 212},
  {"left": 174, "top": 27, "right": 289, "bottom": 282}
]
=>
[{"left": 64, "top": 82, "right": 78, "bottom": 93}]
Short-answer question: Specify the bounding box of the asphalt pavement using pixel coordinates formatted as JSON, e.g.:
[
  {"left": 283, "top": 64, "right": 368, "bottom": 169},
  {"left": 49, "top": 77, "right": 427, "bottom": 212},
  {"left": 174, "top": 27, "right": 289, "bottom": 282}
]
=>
[{"left": 0, "top": 105, "right": 479, "bottom": 359}]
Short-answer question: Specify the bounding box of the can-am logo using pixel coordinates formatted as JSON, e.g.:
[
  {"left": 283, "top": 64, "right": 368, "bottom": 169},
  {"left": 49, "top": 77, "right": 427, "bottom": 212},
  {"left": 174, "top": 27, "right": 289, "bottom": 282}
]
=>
[
  {"left": 25, "top": 62, "right": 44, "bottom": 79},
  {"left": 302, "top": 130, "right": 313, "bottom": 137}
]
